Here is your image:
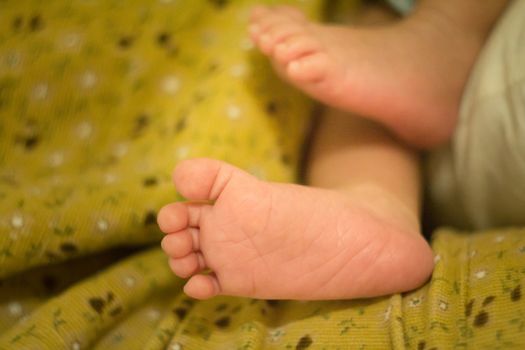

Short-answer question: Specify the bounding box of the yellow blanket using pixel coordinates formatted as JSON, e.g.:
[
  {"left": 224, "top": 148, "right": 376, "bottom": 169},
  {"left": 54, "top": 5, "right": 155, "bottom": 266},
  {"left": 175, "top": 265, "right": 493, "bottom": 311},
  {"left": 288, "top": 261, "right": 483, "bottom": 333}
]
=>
[{"left": 0, "top": 0, "right": 524, "bottom": 349}]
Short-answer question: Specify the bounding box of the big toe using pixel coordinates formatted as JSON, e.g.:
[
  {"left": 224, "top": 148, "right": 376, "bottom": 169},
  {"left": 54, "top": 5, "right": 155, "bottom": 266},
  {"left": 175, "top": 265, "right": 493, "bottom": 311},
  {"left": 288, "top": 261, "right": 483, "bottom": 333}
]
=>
[
  {"left": 173, "top": 158, "right": 228, "bottom": 200},
  {"left": 173, "top": 158, "right": 256, "bottom": 201}
]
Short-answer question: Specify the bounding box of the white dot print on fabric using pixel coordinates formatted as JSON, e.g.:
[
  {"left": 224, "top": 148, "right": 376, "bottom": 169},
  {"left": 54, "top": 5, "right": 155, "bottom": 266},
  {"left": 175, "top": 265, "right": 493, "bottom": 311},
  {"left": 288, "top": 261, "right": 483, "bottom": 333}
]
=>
[
  {"left": 168, "top": 343, "right": 183, "bottom": 350},
  {"left": 59, "top": 33, "right": 83, "bottom": 50},
  {"left": 80, "top": 70, "right": 98, "bottom": 89},
  {"left": 227, "top": 104, "right": 241, "bottom": 120},
  {"left": 161, "top": 75, "right": 181, "bottom": 94},
  {"left": 7, "top": 302, "right": 23, "bottom": 317},
  {"left": 104, "top": 173, "right": 118, "bottom": 184},
  {"left": 76, "top": 121, "right": 93, "bottom": 140},
  {"left": 113, "top": 143, "right": 129, "bottom": 158},
  {"left": 408, "top": 296, "right": 423, "bottom": 307},
  {"left": 230, "top": 64, "right": 247, "bottom": 78},
  {"left": 33, "top": 83, "right": 49, "bottom": 100},
  {"left": 494, "top": 235, "right": 505, "bottom": 243},
  {"left": 123, "top": 275, "right": 136, "bottom": 288},
  {"left": 11, "top": 214, "right": 24, "bottom": 229},
  {"left": 268, "top": 328, "right": 285, "bottom": 342},
  {"left": 474, "top": 270, "right": 487, "bottom": 279},
  {"left": 96, "top": 219, "right": 109, "bottom": 232},
  {"left": 49, "top": 151, "right": 65, "bottom": 167},
  {"left": 176, "top": 146, "right": 190, "bottom": 159},
  {"left": 382, "top": 305, "right": 392, "bottom": 321},
  {"left": 147, "top": 308, "right": 161, "bottom": 321}
]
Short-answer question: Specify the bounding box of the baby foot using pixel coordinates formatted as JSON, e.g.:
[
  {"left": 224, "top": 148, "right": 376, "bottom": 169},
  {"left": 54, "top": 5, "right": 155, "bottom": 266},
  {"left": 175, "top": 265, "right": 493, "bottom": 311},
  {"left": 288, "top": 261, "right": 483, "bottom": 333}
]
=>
[
  {"left": 249, "top": 5, "right": 480, "bottom": 148},
  {"left": 157, "top": 158, "right": 433, "bottom": 300}
]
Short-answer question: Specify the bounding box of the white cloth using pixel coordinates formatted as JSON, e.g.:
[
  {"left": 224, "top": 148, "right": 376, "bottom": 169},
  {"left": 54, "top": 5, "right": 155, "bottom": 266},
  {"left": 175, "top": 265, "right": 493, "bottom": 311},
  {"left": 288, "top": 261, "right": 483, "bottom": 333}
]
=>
[
  {"left": 386, "top": 0, "right": 414, "bottom": 15},
  {"left": 426, "top": 0, "right": 525, "bottom": 230}
]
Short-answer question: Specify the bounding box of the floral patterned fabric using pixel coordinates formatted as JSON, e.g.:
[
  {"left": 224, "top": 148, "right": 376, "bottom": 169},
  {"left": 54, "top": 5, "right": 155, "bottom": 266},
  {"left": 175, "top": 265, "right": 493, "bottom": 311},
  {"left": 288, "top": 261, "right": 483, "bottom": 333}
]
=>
[{"left": 0, "top": 0, "right": 524, "bottom": 349}]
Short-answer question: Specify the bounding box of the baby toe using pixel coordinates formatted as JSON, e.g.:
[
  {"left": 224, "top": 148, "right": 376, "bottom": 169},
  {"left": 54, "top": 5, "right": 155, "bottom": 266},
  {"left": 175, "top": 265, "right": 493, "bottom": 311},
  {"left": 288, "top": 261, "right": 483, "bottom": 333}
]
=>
[
  {"left": 157, "top": 202, "right": 189, "bottom": 233},
  {"left": 168, "top": 252, "right": 206, "bottom": 279},
  {"left": 287, "top": 51, "right": 330, "bottom": 83},
  {"left": 263, "top": 23, "right": 304, "bottom": 52},
  {"left": 255, "top": 19, "right": 306, "bottom": 55},
  {"left": 184, "top": 274, "right": 221, "bottom": 300},
  {"left": 161, "top": 228, "right": 198, "bottom": 258},
  {"left": 173, "top": 158, "right": 228, "bottom": 201},
  {"left": 274, "top": 35, "right": 320, "bottom": 65}
]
